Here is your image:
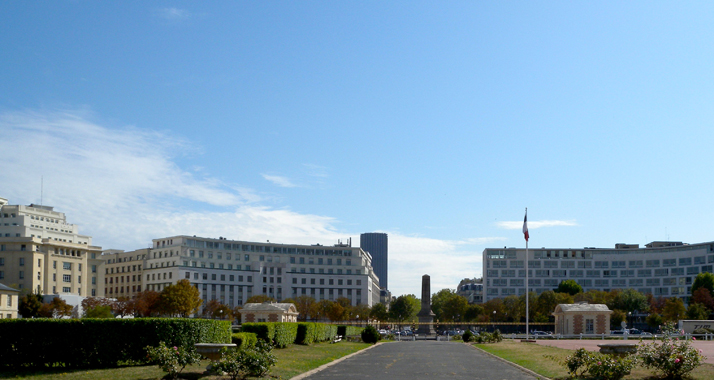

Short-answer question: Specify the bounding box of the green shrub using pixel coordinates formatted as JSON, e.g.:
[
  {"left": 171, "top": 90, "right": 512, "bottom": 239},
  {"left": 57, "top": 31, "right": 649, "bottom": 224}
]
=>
[
  {"left": 0, "top": 318, "right": 230, "bottom": 368},
  {"left": 337, "top": 325, "right": 364, "bottom": 337},
  {"left": 639, "top": 334, "right": 705, "bottom": 378},
  {"left": 145, "top": 341, "right": 201, "bottom": 380},
  {"left": 462, "top": 330, "right": 474, "bottom": 342},
  {"left": 231, "top": 332, "right": 257, "bottom": 349},
  {"left": 214, "top": 340, "right": 277, "bottom": 380},
  {"left": 563, "top": 348, "right": 591, "bottom": 377},
  {"left": 273, "top": 322, "right": 298, "bottom": 348},
  {"left": 361, "top": 325, "right": 381, "bottom": 344},
  {"left": 296, "top": 323, "right": 317, "bottom": 345},
  {"left": 241, "top": 322, "right": 276, "bottom": 343},
  {"left": 587, "top": 353, "right": 636, "bottom": 380}
]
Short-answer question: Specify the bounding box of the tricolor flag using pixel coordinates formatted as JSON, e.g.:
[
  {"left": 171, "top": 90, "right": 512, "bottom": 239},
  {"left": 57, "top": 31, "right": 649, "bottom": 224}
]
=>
[{"left": 523, "top": 210, "right": 529, "bottom": 241}]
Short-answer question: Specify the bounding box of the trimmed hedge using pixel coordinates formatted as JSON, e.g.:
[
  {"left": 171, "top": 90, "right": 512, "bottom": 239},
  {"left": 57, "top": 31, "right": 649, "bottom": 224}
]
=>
[
  {"left": 273, "top": 322, "right": 298, "bottom": 348},
  {"left": 296, "top": 323, "right": 338, "bottom": 345},
  {"left": 337, "top": 325, "right": 364, "bottom": 337},
  {"left": 0, "top": 318, "right": 231, "bottom": 368},
  {"left": 231, "top": 332, "right": 258, "bottom": 349},
  {"left": 241, "top": 322, "right": 276, "bottom": 343}
]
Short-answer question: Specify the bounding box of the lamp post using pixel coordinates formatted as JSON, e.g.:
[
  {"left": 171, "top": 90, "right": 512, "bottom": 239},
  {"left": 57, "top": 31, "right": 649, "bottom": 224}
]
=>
[
  {"left": 627, "top": 312, "right": 632, "bottom": 330},
  {"left": 492, "top": 310, "right": 496, "bottom": 332}
]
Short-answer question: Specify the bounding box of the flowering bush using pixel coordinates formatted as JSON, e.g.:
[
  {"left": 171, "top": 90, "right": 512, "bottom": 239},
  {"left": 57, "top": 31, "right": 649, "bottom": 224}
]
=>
[
  {"left": 213, "top": 340, "right": 277, "bottom": 380},
  {"left": 639, "top": 336, "right": 705, "bottom": 378},
  {"left": 145, "top": 341, "right": 201, "bottom": 379},
  {"left": 562, "top": 348, "right": 592, "bottom": 377},
  {"left": 586, "top": 353, "right": 636, "bottom": 380}
]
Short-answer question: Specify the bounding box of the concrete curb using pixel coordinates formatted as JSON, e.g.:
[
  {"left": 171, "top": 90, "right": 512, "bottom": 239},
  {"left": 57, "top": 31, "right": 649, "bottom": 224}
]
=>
[
  {"left": 289, "top": 341, "right": 389, "bottom": 380},
  {"left": 468, "top": 343, "right": 551, "bottom": 380}
]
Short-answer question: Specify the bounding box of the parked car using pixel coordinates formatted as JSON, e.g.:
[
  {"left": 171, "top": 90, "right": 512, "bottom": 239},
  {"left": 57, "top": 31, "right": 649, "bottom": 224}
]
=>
[
  {"left": 610, "top": 329, "right": 626, "bottom": 335},
  {"left": 531, "top": 331, "right": 552, "bottom": 336}
]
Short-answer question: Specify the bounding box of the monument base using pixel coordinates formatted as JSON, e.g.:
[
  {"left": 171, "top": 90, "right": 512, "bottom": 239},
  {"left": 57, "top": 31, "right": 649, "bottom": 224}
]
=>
[{"left": 416, "top": 315, "right": 435, "bottom": 335}]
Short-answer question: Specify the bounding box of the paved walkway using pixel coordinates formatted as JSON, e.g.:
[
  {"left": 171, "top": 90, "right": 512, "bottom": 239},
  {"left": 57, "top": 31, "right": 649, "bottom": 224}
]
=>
[
  {"left": 532, "top": 339, "right": 714, "bottom": 364},
  {"left": 301, "top": 341, "right": 538, "bottom": 380}
]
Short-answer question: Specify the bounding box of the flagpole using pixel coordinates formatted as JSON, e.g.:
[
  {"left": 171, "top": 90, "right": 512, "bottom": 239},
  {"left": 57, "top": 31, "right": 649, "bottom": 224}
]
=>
[{"left": 525, "top": 207, "right": 529, "bottom": 340}]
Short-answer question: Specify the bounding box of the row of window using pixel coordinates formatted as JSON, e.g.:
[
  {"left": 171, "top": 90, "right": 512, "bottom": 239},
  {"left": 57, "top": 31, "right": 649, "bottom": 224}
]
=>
[
  {"left": 491, "top": 277, "right": 690, "bottom": 287},
  {"left": 185, "top": 239, "right": 355, "bottom": 257},
  {"left": 490, "top": 256, "right": 714, "bottom": 269},
  {"left": 486, "top": 266, "right": 711, "bottom": 278}
]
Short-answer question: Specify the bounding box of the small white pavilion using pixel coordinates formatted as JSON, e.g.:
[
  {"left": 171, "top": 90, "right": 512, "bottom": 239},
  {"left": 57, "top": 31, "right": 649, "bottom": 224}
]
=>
[{"left": 240, "top": 302, "right": 298, "bottom": 323}]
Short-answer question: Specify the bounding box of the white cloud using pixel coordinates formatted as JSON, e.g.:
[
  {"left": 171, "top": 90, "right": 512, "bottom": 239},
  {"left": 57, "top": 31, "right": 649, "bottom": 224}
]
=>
[
  {"left": 496, "top": 220, "right": 578, "bottom": 230},
  {"left": 0, "top": 108, "right": 487, "bottom": 298},
  {"left": 261, "top": 174, "right": 298, "bottom": 188},
  {"left": 302, "top": 163, "right": 329, "bottom": 178},
  {"left": 157, "top": 8, "right": 190, "bottom": 21}
]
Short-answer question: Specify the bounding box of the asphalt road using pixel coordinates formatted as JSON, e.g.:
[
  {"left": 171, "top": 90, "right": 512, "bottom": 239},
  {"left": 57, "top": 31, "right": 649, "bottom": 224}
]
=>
[{"left": 301, "top": 341, "right": 538, "bottom": 380}]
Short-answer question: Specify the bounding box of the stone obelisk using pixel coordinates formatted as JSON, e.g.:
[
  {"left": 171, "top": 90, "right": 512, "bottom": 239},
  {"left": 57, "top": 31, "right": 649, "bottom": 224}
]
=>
[{"left": 416, "top": 274, "right": 435, "bottom": 335}]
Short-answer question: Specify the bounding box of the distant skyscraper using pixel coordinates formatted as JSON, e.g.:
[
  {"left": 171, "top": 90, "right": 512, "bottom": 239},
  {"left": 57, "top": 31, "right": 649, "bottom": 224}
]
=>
[{"left": 360, "top": 232, "right": 388, "bottom": 290}]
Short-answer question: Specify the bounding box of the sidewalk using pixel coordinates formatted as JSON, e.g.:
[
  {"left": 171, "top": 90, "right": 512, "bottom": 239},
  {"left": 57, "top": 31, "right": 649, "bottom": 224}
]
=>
[{"left": 531, "top": 339, "right": 714, "bottom": 364}]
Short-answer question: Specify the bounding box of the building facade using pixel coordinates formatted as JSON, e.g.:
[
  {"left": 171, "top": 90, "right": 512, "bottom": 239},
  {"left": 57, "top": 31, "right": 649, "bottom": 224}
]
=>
[
  {"left": 0, "top": 200, "right": 104, "bottom": 297},
  {"left": 456, "top": 278, "right": 483, "bottom": 304},
  {"left": 102, "top": 249, "right": 148, "bottom": 299},
  {"left": 128, "top": 235, "right": 381, "bottom": 312},
  {"left": 360, "top": 232, "right": 388, "bottom": 290},
  {"left": 483, "top": 241, "right": 714, "bottom": 303},
  {"left": 0, "top": 283, "right": 19, "bottom": 319}
]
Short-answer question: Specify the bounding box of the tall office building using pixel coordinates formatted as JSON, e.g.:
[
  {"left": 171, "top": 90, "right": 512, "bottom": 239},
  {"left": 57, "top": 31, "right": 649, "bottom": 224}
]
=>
[{"left": 360, "top": 232, "right": 388, "bottom": 290}]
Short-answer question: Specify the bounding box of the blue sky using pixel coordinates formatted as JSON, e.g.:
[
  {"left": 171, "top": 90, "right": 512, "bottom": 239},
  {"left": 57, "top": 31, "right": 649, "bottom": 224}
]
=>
[{"left": 2, "top": 2, "right": 714, "bottom": 297}]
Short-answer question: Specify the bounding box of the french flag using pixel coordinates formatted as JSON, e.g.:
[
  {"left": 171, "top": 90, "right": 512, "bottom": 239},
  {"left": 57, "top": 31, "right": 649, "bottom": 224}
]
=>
[{"left": 523, "top": 211, "right": 529, "bottom": 242}]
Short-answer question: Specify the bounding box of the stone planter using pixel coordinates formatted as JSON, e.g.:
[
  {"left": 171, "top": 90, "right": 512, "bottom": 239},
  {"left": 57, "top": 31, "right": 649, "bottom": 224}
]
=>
[
  {"left": 597, "top": 343, "right": 637, "bottom": 357},
  {"left": 194, "top": 343, "right": 237, "bottom": 361}
]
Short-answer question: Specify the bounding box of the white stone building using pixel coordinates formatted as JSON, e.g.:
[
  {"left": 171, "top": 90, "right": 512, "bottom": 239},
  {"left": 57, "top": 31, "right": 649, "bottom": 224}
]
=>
[
  {"left": 240, "top": 302, "right": 298, "bottom": 323},
  {"left": 483, "top": 241, "right": 714, "bottom": 303},
  {"left": 135, "top": 235, "right": 381, "bottom": 312},
  {"left": 0, "top": 198, "right": 104, "bottom": 297},
  {"left": 0, "top": 283, "right": 19, "bottom": 318}
]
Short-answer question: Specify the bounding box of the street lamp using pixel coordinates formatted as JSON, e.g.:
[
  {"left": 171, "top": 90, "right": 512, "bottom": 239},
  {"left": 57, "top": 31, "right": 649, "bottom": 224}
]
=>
[
  {"left": 492, "top": 310, "right": 496, "bottom": 332},
  {"left": 628, "top": 312, "right": 632, "bottom": 330}
]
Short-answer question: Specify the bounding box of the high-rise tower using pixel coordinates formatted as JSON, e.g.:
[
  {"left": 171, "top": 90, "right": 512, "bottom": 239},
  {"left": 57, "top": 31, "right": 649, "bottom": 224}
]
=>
[{"left": 360, "top": 232, "right": 388, "bottom": 290}]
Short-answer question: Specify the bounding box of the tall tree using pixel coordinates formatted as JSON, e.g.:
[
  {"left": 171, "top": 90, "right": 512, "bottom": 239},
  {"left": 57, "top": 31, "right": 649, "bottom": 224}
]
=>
[
  {"left": 352, "top": 304, "right": 371, "bottom": 321},
  {"left": 482, "top": 298, "right": 506, "bottom": 322},
  {"left": 662, "top": 297, "right": 686, "bottom": 322},
  {"left": 132, "top": 290, "right": 161, "bottom": 317},
  {"left": 315, "top": 299, "right": 334, "bottom": 321},
  {"left": 464, "top": 304, "right": 484, "bottom": 322},
  {"left": 113, "top": 296, "right": 133, "bottom": 317},
  {"left": 609, "top": 288, "right": 649, "bottom": 313},
  {"left": 556, "top": 280, "right": 582, "bottom": 296},
  {"left": 159, "top": 279, "right": 202, "bottom": 317},
  {"left": 294, "top": 295, "right": 317, "bottom": 321},
  {"left": 370, "top": 303, "right": 389, "bottom": 322},
  {"left": 441, "top": 293, "right": 468, "bottom": 322},
  {"left": 691, "top": 288, "right": 714, "bottom": 310},
  {"left": 686, "top": 303, "right": 710, "bottom": 320},
  {"left": 692, "top": 272, "right": 714, "bottom": 296},
  {"left": 18, "top": 292, "right": 44, "bottom": 318},
  {"left": 431, "top": 289, "right": 456, "bottom": 321},
  {"left": 245, "top": 294, "right": 276, "bottom": 304},
  {"left": 389, "top": 295, "right": 419, "bottom": 322}
]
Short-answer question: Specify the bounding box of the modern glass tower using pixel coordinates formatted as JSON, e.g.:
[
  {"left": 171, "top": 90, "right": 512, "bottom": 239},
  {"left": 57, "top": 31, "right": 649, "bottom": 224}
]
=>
[{"left": 360, "top": 232, "right": 388, "bottom": 290}]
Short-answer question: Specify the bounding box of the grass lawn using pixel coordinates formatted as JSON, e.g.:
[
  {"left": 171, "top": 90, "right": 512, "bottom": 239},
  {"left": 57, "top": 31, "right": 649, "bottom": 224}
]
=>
[
  {"left": 0, "top": 342, "right": 372, "bottom": 380},
  {"left": 474, "top": 340, "right": 714, "bottom": 380}
]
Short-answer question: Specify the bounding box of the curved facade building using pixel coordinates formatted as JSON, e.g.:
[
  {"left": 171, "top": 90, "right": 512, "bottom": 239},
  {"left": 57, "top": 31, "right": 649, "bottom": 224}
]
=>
[{"left": 483, "top": 241, "right": 714, "bottom": 304}]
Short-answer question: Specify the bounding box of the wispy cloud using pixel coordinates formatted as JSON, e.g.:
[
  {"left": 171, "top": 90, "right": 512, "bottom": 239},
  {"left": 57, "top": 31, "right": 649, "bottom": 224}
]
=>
[
  {"left": 303, "top": 164, "right": 329, "bottom": 178},
  {"left": 0, "top": 108, "right": 485, "bottom": 297},
  {"left": 157, "top": 8, "right": 190, "bottom": 21},
  {"left": 261, "top": 174, "right": 298, "bottom": 188},
  {"left": 496, "top": 220, "right": 578, "bottom": 229}
]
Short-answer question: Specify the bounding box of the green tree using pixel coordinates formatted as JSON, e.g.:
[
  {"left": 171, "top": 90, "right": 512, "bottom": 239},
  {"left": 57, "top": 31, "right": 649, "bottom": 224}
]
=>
[
  {"left": 645, "top": 313, "right": 663, "bottom": 330},
  {"left": 609, "top": 288, "right": 650, "bottom": 313},
  {"left": 327, "top": 302, "right": 345, "bottom": 321},
  {"left": 574, "top": 289, "right": 613, "bottom": 305},
  {"left": 441, "top": 293, "right": 468, "bottom": 322},
  {"left": 389, "top": 294, "right": 419, "bottom": 322},
  {"left": 686, "top": 303, "right": 710, "bottom": 320},
  {"left": 315, "top": 299, "right": 334, "bottom": 321},
  {"left": 556, "top": 280, "right": 582, "bottom": 296},
  {"left": 370, "top": 303, "right": 389, "bottom": 322},
  {"left": 692, "top": 272, "right": 714, "bottom": 296},
  {"left": 84, "top": 305, "right": 114, "bottom": 318},
  {"left": 430, "top": 289, "right": 455, "bottom": 321},
  {"left": 159, "top": 279, "right": 202, "bottom": 317},
  {"left": 294, "top": 295, "right": 317, "bottom": 321},
  {"left": 18, "top": 292, "right": 43, "bottom": 318},
  {"left": 245, "top": 294, "right": 276, "bottom": 304},
  {"left": 691, "top": 288, "right": 714, "bottom": 310},
  {"left": 503, "top": 295, "right": 523, "bottom": 322},
  {"left": 464, "top": 304, "right": 484, "bottom": 322},
  {"left": 482, "top": 298, "right": 506, "bottom": 321},
  {"left": 352, "top": 303, "right": 371, "bottom": 321},
  {"left": 611, "top": 309, "right": 626, "bottom": 329},
  {"left": 662, "top": 297, "right": 686, "bottom": 322}
]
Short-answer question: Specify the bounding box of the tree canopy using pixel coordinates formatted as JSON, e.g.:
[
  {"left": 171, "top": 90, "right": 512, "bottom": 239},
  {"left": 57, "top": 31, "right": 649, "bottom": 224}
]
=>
[
  {"left": 158, "top": 279, "right": 202, "bottom": 317},
  {"left": 389, "top": 294, "right": 419, "bottom": 322},
  {"left": 692, "top": 272, "right": 714, "bottom": 296},
  {"left": 556, "top": 280, "right": 583, "bottom": 295}
]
